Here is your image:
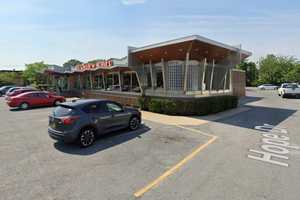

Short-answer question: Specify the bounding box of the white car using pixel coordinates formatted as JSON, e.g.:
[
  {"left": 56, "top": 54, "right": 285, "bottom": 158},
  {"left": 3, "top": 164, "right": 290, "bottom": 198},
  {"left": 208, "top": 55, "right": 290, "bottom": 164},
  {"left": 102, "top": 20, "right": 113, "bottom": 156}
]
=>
[
  {"left": 258, "top": 84, "right": 278, "bottom": 90},
  {"left": 278, "top": 83, "right": 300, "bottom": 98}
]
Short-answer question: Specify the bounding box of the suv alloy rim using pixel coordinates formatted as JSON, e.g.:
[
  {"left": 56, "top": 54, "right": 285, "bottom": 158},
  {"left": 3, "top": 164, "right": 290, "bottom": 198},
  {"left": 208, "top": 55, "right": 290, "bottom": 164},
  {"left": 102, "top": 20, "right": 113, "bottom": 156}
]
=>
[
  {"left": 130, "top": 117, "right": 139, "bottom": 130},
  {"left": 80, "top": 129, "right": 95, "bottom": 147}
]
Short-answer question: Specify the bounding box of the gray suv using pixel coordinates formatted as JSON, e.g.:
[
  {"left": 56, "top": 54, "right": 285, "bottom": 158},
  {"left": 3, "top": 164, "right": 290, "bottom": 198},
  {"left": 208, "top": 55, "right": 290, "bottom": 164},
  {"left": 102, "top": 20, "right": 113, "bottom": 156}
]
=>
[{"left": 48, "top": 99, "right": 141, "bottom": 147}]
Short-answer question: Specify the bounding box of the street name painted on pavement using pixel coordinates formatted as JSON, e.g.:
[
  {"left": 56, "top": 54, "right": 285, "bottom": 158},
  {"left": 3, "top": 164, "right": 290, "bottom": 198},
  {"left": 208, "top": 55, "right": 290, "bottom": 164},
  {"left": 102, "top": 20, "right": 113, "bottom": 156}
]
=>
[{"left": 248, "top": 124, "right": 299, "bottom": 167}]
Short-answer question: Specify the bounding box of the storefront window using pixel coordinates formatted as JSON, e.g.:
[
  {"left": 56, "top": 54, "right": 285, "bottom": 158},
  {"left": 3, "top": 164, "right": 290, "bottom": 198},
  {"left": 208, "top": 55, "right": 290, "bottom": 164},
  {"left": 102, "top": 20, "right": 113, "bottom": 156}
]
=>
[
  {"left": 74, "top": 75, "right": 81, "bottom": 89},
  {"left": 106, "top": 73, "right": 120, "bottom": 90},
  {"left": 122, "top": 72, "right": 140, "bottom": 92},
  {"left": 168, "top": 64, "right": 184, "bottom": 90},
  {"left": 93, "top": 75, "right": 104, "bottom": 89}
]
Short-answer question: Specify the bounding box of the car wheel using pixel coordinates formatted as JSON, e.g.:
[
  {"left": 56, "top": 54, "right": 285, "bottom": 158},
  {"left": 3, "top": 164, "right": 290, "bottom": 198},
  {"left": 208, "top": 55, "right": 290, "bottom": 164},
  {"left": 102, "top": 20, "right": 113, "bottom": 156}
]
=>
[
  {"left": 20, "top": 102, "right": 29, "bottom": 110},
  {"left": 79, "top": 128, "right": 95, "bottom": 147},
  {"left": 129, "top": 116, "right": 140, "bottom": 131},
  {"left": 282, "top": 94, "right": 286, "bottom": 98}
]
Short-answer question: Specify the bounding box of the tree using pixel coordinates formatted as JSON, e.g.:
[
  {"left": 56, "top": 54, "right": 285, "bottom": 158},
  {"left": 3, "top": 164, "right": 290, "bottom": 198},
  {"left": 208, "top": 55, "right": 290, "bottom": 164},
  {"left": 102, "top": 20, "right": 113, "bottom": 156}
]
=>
[
  {"left": 237, "top": 60, "right": 259, "bottom": 86},
  {"left": 284, "top": 64, "right": 300, "bottom": 83},
  {"left": 23, "top": 62, "right": 48, "bottom": 85},
  {"left": 63, "top": 59, "right": 82, "bottom": 71},
  {"left": 258, "top": 54, "right": 299, "bottom": 85},
  {"left": 0, "top": 71, "right": 19, "bottom": 85}
]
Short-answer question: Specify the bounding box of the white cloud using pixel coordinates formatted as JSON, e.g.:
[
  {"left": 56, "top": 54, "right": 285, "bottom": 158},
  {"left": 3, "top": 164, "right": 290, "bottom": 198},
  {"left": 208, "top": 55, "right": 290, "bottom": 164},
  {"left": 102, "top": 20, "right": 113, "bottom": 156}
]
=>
[{"left": 121, "top": 0, "right": 146, "bottom": 5}]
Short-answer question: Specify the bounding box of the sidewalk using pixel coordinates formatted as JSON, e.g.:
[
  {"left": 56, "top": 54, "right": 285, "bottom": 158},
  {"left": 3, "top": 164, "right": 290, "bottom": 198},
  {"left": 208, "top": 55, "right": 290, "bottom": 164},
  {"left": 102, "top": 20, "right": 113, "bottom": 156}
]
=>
[{"left": 142, "top": 106, "right": 250, "bottom": 126}]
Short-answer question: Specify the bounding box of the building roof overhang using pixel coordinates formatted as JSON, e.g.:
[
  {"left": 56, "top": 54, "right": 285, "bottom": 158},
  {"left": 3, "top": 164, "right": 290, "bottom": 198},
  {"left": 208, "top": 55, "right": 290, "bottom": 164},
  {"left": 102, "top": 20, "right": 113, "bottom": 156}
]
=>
[{"left": 129, "top": 35, "right": 252, "bottom": 64}]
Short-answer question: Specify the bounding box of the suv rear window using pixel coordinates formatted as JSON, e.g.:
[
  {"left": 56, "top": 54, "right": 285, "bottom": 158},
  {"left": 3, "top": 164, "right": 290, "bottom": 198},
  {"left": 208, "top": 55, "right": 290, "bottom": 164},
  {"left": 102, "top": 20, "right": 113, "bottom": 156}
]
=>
[{"left": 53, "top": 106, "right": 75, "bottom": 117}]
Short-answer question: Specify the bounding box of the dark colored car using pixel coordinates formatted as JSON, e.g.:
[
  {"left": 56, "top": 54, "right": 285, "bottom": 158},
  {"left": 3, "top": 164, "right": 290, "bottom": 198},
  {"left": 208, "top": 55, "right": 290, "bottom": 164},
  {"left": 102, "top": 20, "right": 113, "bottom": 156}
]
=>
[
  {"left": 0, "top": 86, "right": 15, "bottom": 96},
  {"left": 6, "top": 91, "right": 66, "bottom": 109},
  {"left": 5, "top": 88, "right": 37, "bottom": 100},
  {"left": 48, "top": 99, "right": 141, "bottom": 147}
]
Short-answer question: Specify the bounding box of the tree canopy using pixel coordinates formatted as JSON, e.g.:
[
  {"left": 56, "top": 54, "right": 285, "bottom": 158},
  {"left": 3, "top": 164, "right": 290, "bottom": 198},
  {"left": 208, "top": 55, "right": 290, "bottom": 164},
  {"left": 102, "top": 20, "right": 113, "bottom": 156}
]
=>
[
  {"left": 23, "top": 62, "right": 48, "bottom": 85},
  {"left": 0, "top": 71, "right": 21, "bottom": 86},
  {"left": 63, "top": 59, "right": 82, "bottom": 71},
  {"left": 237, "top": 60, "right": 258, "bottom": 86},
  {"left": 258, "top": 54, "right": 300, "bottom": 85}
]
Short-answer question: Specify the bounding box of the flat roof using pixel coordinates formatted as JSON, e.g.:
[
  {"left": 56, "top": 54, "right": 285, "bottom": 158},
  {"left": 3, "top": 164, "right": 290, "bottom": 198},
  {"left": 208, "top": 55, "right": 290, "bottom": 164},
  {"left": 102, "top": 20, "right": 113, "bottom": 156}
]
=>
[{"left": 129, "top": 35, "right": 252, "bottom": 56}]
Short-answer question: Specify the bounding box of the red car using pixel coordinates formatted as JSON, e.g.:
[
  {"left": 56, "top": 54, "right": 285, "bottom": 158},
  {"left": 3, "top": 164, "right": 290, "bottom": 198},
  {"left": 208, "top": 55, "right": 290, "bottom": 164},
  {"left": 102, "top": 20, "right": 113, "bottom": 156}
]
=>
[
  {"left": 5, "top": 88, "right": 37, "bottom": 100},
  {"left": 6, "top": 91, "right": 66, "bottom": 110}
]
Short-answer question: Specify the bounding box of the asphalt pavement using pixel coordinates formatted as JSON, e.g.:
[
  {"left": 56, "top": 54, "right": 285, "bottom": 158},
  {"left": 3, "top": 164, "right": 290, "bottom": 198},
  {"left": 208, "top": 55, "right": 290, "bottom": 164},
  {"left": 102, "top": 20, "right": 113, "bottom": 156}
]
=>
[{"left": 0, "top": 88, "right": 299, "bottom": 200}]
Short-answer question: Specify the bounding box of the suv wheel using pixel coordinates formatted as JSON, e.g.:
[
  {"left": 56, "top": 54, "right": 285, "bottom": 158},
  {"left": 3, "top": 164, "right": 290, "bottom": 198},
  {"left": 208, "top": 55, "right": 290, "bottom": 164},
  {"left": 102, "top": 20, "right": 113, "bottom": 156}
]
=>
[
  {"left": 79, "top": 128, "right": 95, "bottom": 147},
  {"left": 129, "top": 116, "right": 140, "bottom": 131},
  {"left": 20, "top": 102, "right": 29, "bottom": 110}
]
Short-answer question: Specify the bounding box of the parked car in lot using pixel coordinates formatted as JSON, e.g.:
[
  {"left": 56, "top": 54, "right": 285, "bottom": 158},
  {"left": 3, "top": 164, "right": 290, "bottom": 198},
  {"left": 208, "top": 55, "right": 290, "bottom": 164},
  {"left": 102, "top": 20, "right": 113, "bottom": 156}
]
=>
[
  {"left": 0, "top": 85, "right": 15, "bottom": 96},
  {"left": 5, "top": 86, "right": 24, "bottom": 95},
  {"left": 258, "top": 84, "right": 278, "bottom": 90},
  {"left": 278, "top": 83, "right": 300, "bottom": 98},
  {"left": 48, "top": 99, "right": 141, "bottom": 147},
  {"left": 5, "top": 87, "right": 37, "bottom": 100},
  {"left": 6, "top": 91, "right": 66, "bottom": 109}
]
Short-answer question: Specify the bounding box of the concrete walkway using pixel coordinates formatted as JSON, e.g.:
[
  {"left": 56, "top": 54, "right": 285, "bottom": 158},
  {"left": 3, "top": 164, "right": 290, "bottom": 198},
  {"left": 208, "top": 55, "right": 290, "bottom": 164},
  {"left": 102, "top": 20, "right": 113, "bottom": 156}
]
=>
[{"left": 142, "top": 106, "right": 250, "bottom": 126}]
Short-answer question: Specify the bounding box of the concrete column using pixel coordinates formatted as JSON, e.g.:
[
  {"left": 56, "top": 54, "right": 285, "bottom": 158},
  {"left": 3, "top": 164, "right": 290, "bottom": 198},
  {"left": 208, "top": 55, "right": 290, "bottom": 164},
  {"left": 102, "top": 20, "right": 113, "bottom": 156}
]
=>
[
  {"left": 223, "top": 69, "right": 228, "bottom": 92},
  {"left": 89, "top": 72, "right": 93, "bottom": 89},
  {"left": 183, "top": 52, "right": 190, "bottom": 93},
  {"left": 134, "top": 71, "right": 143, "bottom": 94},
  {"left": 102, "top": 72, "right": 106, "bottom": 89},
  {"left": 118, "top": 70, "right": 122, "bottom": 91},
  {"left": 149, "top": 60, "right": 154, "bottom": 90},
  {"left": 209, "top": 59, "right": 215, "bottom": 94},
  {"left": 161, "top": 58, "right": 166, "bottom": 91},
  {"left": 201, "top": 58, "right": 207, "bottom": 94}
]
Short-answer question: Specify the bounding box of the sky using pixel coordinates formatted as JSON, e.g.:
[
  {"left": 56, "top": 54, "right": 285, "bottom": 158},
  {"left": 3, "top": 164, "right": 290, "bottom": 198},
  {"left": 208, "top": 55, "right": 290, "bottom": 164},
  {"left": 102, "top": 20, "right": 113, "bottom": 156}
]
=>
[{"left": 1, "top": 0, "right": 300, "bottom": 70}]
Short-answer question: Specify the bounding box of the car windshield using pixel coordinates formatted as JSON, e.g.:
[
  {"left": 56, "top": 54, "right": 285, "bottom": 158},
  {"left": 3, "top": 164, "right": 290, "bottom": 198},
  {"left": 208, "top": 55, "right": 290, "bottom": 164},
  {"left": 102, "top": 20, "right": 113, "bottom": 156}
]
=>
[{"left": 53, "top": 106, "right": 75, "bottom": 117}]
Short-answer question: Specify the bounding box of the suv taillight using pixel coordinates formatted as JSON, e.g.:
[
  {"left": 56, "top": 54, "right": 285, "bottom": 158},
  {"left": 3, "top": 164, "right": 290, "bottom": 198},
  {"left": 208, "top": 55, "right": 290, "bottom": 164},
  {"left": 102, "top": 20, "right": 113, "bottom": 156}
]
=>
[{"left": 62, "top": 116, "right": 79, "bottom": 125}]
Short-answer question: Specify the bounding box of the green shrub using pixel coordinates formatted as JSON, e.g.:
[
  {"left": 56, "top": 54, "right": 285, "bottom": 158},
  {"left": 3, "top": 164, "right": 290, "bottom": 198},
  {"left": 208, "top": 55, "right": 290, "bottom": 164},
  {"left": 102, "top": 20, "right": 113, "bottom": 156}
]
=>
[
  {"left": 148, "top": 99, "right": 163, "bottom": 113},
  {"left": 139, "top": 95, "right": 238, "bottom": 116},
  {"left": 162, "top": 99, "right": 177, "bottom": 115},
  {"left": 138, "top": 96, "right": 150, "bottom": 110}
]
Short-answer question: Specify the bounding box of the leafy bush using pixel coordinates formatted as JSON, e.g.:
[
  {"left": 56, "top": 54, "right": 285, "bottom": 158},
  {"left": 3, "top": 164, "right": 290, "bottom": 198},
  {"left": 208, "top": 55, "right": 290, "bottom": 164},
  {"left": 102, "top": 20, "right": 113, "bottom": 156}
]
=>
[
  {"left": 162, "top": 99, "right": 177, "bottom": 115},
  {"left": 148, "top": 98, "right": 163, "bottom": 113},
  {"left": 138, "top": 95, "right": 238, "bottom": 116}
]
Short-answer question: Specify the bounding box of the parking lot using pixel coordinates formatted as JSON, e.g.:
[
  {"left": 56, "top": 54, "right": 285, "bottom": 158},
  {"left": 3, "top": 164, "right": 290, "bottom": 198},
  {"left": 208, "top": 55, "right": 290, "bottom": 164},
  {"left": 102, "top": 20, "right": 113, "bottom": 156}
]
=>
[
  {"left": 0, "top": 97, "right": 213, "bottom": 200},
  {"left": 1, "top": 88, "right": 300, "bottom": 200}
]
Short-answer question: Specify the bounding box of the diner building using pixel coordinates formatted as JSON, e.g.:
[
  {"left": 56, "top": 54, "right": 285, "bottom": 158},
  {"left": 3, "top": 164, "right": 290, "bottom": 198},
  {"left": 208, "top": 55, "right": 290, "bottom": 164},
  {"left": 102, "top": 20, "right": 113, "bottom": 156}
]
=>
[{"left": 45, "top": 35, "right": 251, "bottom": 106}]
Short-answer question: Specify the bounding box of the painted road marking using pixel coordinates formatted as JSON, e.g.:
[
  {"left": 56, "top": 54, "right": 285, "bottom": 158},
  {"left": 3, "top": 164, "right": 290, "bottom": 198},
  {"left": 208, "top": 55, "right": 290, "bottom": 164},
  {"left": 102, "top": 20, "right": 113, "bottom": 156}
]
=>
[
  {"left": 248, "top": 124, "right": 299, "bottom": 167},
  {"left": 134, "top": 126, "right": 217, "bottom": 198}
]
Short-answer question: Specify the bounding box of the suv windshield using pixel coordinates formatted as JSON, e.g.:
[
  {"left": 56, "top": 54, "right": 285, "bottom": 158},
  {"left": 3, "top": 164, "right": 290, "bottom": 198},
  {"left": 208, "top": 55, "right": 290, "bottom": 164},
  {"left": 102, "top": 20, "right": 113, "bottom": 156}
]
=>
[{"left": 53, "top": 106, "right": 75, "bottom": 117}]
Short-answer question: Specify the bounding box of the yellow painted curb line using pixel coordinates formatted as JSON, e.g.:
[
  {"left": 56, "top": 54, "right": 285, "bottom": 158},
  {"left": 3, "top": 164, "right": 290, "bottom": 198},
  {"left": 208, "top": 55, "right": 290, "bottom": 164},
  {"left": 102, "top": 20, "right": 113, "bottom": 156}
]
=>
[{"left": 134, "top": 126, "right": 218, "bottom": 198}]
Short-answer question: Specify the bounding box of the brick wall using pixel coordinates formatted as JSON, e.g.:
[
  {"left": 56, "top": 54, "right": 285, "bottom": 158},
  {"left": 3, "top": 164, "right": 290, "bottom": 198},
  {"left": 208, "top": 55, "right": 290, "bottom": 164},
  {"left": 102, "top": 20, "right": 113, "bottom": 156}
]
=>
[
  {"left": 84, "top": 90, "right": 140, "bottom": 107},
  {"left": 231, "top": 69, "right": 246, "bottom": 97}
]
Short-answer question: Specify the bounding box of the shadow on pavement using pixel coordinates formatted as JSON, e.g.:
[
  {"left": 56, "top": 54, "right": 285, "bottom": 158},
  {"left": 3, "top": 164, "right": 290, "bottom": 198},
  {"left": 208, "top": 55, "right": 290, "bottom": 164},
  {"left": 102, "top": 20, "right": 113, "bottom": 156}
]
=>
[
  {"left": 54, "top": 124, "right": 151, "bottom": 155},
  {"left": 10, "top": 106, "right": 54, "bottom": 112},
  {"left": 216, "top": 105, "right": 297, "bottom": 130},
  {"left": 238, "top": 96, "right": 263, "bottom": 106}
]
